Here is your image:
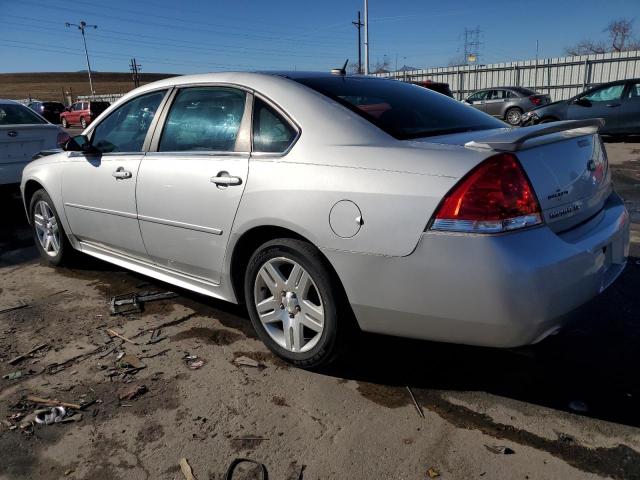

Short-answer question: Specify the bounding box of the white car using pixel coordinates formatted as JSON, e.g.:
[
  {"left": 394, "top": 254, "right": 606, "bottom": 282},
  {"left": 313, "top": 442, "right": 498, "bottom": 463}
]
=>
[{"left": 0, "top": 99, "right": 66, "bottom": 187}]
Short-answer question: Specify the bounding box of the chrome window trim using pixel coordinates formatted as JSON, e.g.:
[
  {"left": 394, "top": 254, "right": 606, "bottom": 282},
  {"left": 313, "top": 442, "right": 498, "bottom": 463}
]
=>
[{"left": 144, "top": 151, "right": 250, "bottom": 158}]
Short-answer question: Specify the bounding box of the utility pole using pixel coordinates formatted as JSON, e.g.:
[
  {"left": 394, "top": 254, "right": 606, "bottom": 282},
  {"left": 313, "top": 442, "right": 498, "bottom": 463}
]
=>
[
  {"left": 66, "top": 20, "right": 98, "bottom": 95},
  {"left": 364, "top": 0, "right": 369, "bottom": 75},
  {"left": 129, "top": 58, "right": 142, "bottom": 88},
  {"left": 352, "top": 11, "right": 363, "bottom": 74},
  {"left": 534, "top": 40, "right": 539, "bottom": 90}
]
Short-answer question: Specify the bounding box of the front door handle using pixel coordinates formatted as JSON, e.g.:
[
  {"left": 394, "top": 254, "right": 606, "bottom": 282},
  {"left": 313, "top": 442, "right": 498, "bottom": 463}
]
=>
[
  {"left": 605, "top": 103, "right": 621, "bottom": 108},
  {"left": 112, "top": 167, "right": 132, "bottom": 179},
  {"left": 210, "top": 172, "right": 242, "bottom": 186}
]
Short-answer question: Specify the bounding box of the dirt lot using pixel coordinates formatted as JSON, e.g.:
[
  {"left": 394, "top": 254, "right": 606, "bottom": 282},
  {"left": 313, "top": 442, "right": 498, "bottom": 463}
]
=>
[{"left": 1, "top": 141, "right": 640, "bottom": 480}]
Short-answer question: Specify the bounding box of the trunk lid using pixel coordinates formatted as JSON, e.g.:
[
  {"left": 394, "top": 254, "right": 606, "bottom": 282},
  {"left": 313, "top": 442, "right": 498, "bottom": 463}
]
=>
[
  {"left": 414, "top": 120, "right": 610, "bottom": 233},
  {"left": 0, "top": 124, "right": 61, "bottom": 165}
]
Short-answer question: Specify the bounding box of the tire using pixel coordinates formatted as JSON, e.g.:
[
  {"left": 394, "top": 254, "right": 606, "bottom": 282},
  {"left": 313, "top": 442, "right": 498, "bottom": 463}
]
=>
[
  {"left": 29, "top": 189, "right": 75, "bottom": 266},
  {"left": 505, "top": 107, "right": 523, "bottom": 126},
  {"left": 80, "top": 117, "right": 88, "bottom": 129},
  {"left": 61, "top": 117, "right": 68, "bottom": 128},
  {"left": 244, "top": 238, "right": 350, "bottom": 368}
]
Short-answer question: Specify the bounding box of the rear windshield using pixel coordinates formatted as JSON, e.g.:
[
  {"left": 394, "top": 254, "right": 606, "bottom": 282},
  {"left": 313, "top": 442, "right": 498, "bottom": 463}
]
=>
[
  {"left": 294, "top": 76, "right": 503, "bottom": 139},
  {"left": 0, "top": 104, "right": 47, "bottom": 125},
  {"left": 511, "top": 87, "right": 537, "bottom": 96},
  {"left": 90, "top": 102, "right": 110, "bottom": 114}
]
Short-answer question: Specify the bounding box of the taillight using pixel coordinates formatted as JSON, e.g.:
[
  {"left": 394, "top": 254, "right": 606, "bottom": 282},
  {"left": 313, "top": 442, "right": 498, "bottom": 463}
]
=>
[
  {"left": 57, "top": 131, "right": 70, "bottom": 147},
  {"left": 529, "top": 96, "right": 542, "bottom": 105},
  {"left": 430, "top": 153, "right": 542, "bottom": 233}
]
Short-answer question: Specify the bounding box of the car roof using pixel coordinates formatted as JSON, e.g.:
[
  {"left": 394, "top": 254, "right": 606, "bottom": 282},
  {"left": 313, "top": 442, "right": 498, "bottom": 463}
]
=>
[{"left": 0, "top": 99, "right": 21, "bottom": 105}]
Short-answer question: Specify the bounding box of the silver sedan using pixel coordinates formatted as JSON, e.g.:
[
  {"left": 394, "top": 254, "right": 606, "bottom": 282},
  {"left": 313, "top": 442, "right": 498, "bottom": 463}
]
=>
[{"left": 20, "top": 72, "right": 630, "bottom": 368}]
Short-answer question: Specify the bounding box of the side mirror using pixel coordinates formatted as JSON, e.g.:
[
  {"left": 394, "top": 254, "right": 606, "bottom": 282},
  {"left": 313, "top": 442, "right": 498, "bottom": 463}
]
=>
[
  {"left": 65, "top": 107, "right": 71, "bottom": 112},
  {"left": 573, "top": 97, "right": 591, "bottom": 107},
  {"left": 64, "top": 134, "right": 99, "bottom": 154}
]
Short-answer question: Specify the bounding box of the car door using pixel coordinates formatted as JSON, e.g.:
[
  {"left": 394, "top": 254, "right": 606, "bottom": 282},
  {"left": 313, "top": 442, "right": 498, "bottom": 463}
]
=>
[
  {"left": 465, "top": 90, "right": 489, "bottom": 112},
  {"left": 483, "top": 89, "right": 505, "bottom": 116},
  {"left": 61, "top": 89, "right": 169, "bottom": 259},
  {"left": 136, "top": 86, "right": 251, "bottom": 283},
  {"left": 615, "top": 81, "right": 640, "bottom": 134},
  {"left": 69, "top": 103, "right": 81, "bottom": 124},
  {"left": 566, "top": 83, "right": 626, "bottom": 133}
]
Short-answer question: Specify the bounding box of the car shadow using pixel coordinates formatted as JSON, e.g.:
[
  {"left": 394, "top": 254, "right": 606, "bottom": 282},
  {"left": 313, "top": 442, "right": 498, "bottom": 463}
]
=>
[{"left": 324, "top": 257, "right": 640, "bottom": 428}]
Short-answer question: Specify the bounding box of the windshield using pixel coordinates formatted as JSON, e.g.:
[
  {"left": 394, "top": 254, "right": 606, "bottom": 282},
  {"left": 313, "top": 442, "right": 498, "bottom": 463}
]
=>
[
  {"left": 294, "top": 76, "right": 504, "bottom": 139},
  {"left": 0, "top": 103, "right": 47, "bottom": 125}
]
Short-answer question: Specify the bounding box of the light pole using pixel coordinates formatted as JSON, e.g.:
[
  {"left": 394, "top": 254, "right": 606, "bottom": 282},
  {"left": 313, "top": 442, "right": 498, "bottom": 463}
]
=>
[{"left": 66, "top": 20, "right": 98, "bottom": 94}]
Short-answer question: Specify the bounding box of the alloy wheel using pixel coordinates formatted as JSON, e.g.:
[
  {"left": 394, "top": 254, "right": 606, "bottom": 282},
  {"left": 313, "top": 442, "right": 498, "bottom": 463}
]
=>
[
  {"left": 507, "top": 109, "right": 522, "bottom": 125},
  {"left": 33, "top": 200, "right": 61, "bottom": 257},
  {"left": 253, "top": 257, "right": 325, "bottom": 353}
]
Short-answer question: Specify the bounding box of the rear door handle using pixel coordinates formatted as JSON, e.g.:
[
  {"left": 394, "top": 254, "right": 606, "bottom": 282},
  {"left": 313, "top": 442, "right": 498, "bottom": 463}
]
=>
[
  {"left": 210, "top": 172, "right": 242, "bottom": 186},
  {"left": 112, "top": 167, "right": 132, "bottom": 179}
]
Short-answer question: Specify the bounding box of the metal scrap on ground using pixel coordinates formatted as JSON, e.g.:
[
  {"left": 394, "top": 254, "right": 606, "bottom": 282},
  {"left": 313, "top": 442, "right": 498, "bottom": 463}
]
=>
[{"left": 110, "top": 291, "right": 178, "bottom": 315}]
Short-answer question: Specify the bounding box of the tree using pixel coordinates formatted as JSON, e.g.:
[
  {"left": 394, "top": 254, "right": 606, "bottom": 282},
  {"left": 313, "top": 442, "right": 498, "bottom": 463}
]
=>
[
  {"left": 371, "top": 57, "right": 390, "bottom": 74},
  {"left": 566, "top": 18, "right": 640, "bottom": 56}
]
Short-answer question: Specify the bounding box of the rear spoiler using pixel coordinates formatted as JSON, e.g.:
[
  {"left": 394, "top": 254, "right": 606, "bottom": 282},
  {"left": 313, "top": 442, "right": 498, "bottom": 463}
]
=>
[{"left": 465, "top": 119, "right": 604, "bottom": 152}]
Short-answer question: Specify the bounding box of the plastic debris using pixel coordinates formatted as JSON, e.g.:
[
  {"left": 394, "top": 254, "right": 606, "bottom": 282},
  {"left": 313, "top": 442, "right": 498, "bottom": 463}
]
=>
[
  {"left": 427, "top": 467, "right": 440, "bottom": 478},
  {"left": 484, "top": 445, "right": 515, "bottom": 455},
  {"left": 184, "top": 353, "right": 206, "bottom": 370},
  {"left": 35, "top": 406, "right": 66, "bottom": 425},
  {"left": 110, "top": 291, "right": 178, "bottom": 315},
  {"left": 568, "top": 400, "right": 588, "bottom": 413},
  {"left": 234, "top": 356, "right": 262, "bottom": 368},
  {"left": 3, "top": 371, "right": 23, "bottom": 380},
  {"left": 118, "top": 384, "right": 147, "bottom": 401},
  {"left": 179, "top": 457, "right": 197, "bottom": 480}
]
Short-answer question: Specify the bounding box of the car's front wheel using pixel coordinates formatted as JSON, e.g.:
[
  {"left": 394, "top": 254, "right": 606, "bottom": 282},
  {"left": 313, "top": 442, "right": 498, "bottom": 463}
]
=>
[
  {"left": 505, "top": 107, "right": 523, "bottom": 126},
  {"left": 244, "top": 238, "right": 348, "bottom": 368},
  {"left": 30, "top": 189, "right": 74, "bottom": 266},
  {"left": 61, "top": 117, "right": 68, "bottom": 128},
  {"left": 80, "top": 117, "right": 88, "bottom": 129}
]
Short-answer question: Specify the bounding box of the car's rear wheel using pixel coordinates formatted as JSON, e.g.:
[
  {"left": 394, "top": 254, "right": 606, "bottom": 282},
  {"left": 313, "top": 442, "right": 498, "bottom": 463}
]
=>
[
  {"left": 80, "top": 117, "right": 87, "bottom": 129},
  {"left": 505, "top": 107, "right": 523, "bottom": 126},
  {"left": 61, "top": 117, "right": 68, "bottom": 128},
  {"left": 244, "top": 238, "right": 347, "bottom": 368},
  {"left": 30, "top": 189, "right": 74, "bottom": 266}
]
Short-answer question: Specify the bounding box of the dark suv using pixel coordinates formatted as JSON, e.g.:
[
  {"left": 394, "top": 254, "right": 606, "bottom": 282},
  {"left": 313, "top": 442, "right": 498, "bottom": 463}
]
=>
[
  {"left": 28, "top": 101, "right": 66, "bottom": 124},
  {"left": 411, "top": 80, "right": 454, "bottom": 98},
  {"left": 464, "top": 87, "right": 550, "bottom": 125}
]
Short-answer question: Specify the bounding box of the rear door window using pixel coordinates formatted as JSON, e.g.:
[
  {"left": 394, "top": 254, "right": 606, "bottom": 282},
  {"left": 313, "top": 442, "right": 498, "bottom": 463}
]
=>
[
  {"left": 252, "top": 98, "right": 297, "bottom": 153},
  {"left": 0, "top": 104, "right": 47, "bottom": 125},
  {"left": 91, "top": 90, "right": 167, "bottom": 153},
  {"left": 159, "top": 87, "right": 246, "bottom": 152}
]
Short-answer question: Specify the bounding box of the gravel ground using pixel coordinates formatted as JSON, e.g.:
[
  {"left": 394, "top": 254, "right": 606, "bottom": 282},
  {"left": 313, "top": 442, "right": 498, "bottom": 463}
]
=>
[{"left": 0, "top": 140, "right": 639, "bottom": 480}]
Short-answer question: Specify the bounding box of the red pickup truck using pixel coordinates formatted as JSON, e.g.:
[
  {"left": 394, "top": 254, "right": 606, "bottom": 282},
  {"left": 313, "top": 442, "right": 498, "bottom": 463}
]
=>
[{"left": 60, "top": 100, "right": 110, "bottom": 129}]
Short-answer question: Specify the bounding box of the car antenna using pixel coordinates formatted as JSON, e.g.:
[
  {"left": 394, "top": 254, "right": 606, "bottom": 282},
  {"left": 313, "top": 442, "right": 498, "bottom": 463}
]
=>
[{"left": 331, "top": 59, "right": 349, "bottom": 76}]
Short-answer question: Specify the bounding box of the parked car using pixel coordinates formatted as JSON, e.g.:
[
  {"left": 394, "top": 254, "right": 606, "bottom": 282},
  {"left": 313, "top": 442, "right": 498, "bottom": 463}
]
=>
[
  {"left": 411, "top": 80, "right": 454, "bottom": 98},
  {"left": 464, "top": 87, "right": 550, "bottom": 126},
  {"left": 521, "top": 78, "right": 640, "bottom": 135},
  {"left": 0, "top": 99, "right": 66, "bottom": 187},
  {"left": 21, "top": 73, "right": 629, "bottom": 368},
  {"left": 28, "top": 101, "right": 66, "bottom": 124},
  {"left": 60, "top": 100, "right": 110, "bottom": 129}
]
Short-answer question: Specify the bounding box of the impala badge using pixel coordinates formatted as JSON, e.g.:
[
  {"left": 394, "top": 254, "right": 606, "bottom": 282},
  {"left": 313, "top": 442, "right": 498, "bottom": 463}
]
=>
[{"left": 7, "top": 131, "right": 17, "bottom": 137}]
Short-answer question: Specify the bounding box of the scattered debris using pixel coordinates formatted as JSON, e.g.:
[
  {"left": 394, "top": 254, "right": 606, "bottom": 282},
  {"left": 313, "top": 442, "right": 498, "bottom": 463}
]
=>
[
  {"left": 427, "top": 467, "right": 440, "bottom": 478},
  {"left": 106, "top": 328, "right": 138, "bottom": 345},
  {"left": 60, "top": 413, "right": 83, "bottom": 423},
  {"left": 35, "top": 406, "right": 67, "bottom": 425},
  {"left": 64, "top": 469, "right": 75, "bottom": 476},
  {"left": 110, "top": 291, "right": 178, "bottom": 315},
  {"left": 148, "top": 328, "right": 167, "bottom": 344},
  {"left": 3, "top": 371, "right": 24, "bottom": 380},
  {"left": 26, "top": 395, "right": 82, "bottom": 410},
  {"left": 234, "top": 356, "right": 263, "bottom": 368},
  {"left": 118, "top": 384, "right": 147, "bottom": 401},
  {"left": 8, "top": 343, "right": 49, "bottom": 365},
  {"left": 118, "top": 354, "right": 146, "bottom": 370},
  {"left": 406, "top": 386, "right": 424, "bottom": 419},
  {"left": 568, "top": 400, "right": 589, "bottom": 413},
  {"left": 184, "top": 353, "right": 206, "bottom": 370},
  {"left": 484, "top": 445, "right": 515, "bottom": 455},
  {"left": 0, "top": 304, "right": 30, "bottom": 315},
  {"left": 224, "top": 458, "right": 269, "bottom": 480},
  {"left": 179, "top": 457, "right": 197, "bottom": 480},
  {"left": 140, "top": 349, "right": 170, "bottom": 360}
]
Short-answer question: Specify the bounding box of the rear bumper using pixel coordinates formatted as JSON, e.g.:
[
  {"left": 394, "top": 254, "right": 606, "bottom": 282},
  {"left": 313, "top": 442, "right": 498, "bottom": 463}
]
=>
[{"left": 325, "top": 192, "right": 630, "bottom": 348}]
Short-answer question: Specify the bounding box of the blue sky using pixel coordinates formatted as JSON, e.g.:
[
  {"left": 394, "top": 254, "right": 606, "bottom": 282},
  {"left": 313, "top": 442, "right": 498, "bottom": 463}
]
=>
[{"left": 1, "top": 0, "right": 639, "bottom": 73}]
